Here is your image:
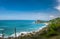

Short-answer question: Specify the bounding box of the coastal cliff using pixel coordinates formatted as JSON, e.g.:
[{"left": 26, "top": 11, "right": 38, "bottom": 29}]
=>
[
  {"left": 16, "top": 17, "right": 60, "bottom": 39},
  {"left": 35, "top": 20, "right": 48, "bottom": 24},
  {"left": 0, "top": 17, "right": 60, "bottom": 39}
]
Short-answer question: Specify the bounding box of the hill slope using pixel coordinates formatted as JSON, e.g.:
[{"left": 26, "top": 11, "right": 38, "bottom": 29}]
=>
[{"left": 7, "top": 17, "right": 60, "bottom": 39}]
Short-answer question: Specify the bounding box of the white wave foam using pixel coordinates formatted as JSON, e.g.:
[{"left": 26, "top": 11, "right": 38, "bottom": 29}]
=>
[
  {"left": 0, "top": 34, "right": 2, "bottom": 37},
  {"left": 36, "top": 23, "right": 49, "bottom": 32},
  {"left": 0, "top": 34, "right": 9, "bottom": 38},
  {"left": 0, "top": 29, "right": 4, "bottom": 30},
  {"left": 10, "top": 32, "right": 30, "bottom": 37},
  {"left": 0, "top": 23, "right": 48, "bottom": 38},
  {"left": 32, "top": 22, "right": 35, "bottom": 24}
]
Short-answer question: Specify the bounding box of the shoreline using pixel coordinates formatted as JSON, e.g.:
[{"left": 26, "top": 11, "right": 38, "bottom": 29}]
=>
[
  {"left": 36, "top": 23, "right": 48, "bottom": 32},
  {"left": 9, "top": 23, "right": 48, "bottom": 38},
  {"left": 0, "top": 23, "right": 48, "bottom": 38}
]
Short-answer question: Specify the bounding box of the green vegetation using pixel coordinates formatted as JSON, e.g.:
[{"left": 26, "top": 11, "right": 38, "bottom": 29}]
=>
[
  {"left": 48, "top": 17, "right": 60, "bottom": 36},
  {"left": 12, "top": 17, "right": 60, "bottom": 39},
  {"left": 41, "top": 17, "right": 60, "bottom": 39},
  {"left": 1, "top": 17, "right": 60, "bottom": 39}
]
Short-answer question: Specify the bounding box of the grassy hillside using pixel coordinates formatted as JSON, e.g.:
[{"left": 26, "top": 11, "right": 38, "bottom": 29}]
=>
[
  {"left": 6, "top": 17, "right": 60, "bottom": 39},
  {"left": 40, "top": 17, "right": 60, "bottom": 39},
  {"left": 14, "top": 17, "right": 60, "bottom": 39}
]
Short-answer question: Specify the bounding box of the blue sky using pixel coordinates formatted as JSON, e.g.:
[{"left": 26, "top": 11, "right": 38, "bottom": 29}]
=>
[{"left": 0, "top": 0, "right": 60, "bottom": 20}]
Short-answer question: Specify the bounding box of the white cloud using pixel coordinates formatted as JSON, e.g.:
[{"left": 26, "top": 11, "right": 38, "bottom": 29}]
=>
[
  {"left": 54, "top": 0, "right": 60, "bottom": 11},
  {"left": 50, "top": 15, "right": 54, "bottom": 18},
  {"left": 55, "top": 5, "right": 60, "bottom": 11},
  {"left": 58, "top": 0, "right": 60, "bottom": 2},
  {"left": 49, "top": 15, "right": 56, "bottom": 20}
]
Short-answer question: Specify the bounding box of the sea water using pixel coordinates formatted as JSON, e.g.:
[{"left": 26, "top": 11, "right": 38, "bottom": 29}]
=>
[{"left": 0, "top": 20, "right": 45, "bottom": 37}]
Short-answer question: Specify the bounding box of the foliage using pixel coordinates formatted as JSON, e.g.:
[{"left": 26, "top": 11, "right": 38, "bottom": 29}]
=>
[
  {"left": 3, "top": 17, "right": 60, "bottom": 39},
  {"left": 46, "top": 17, "right": 60, "bottom": 37}
]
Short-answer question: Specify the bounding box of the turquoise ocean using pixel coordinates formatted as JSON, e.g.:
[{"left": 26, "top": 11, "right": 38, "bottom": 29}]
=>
[{"left": 0, "top": 20, "right": 45, "bottom": 37}]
